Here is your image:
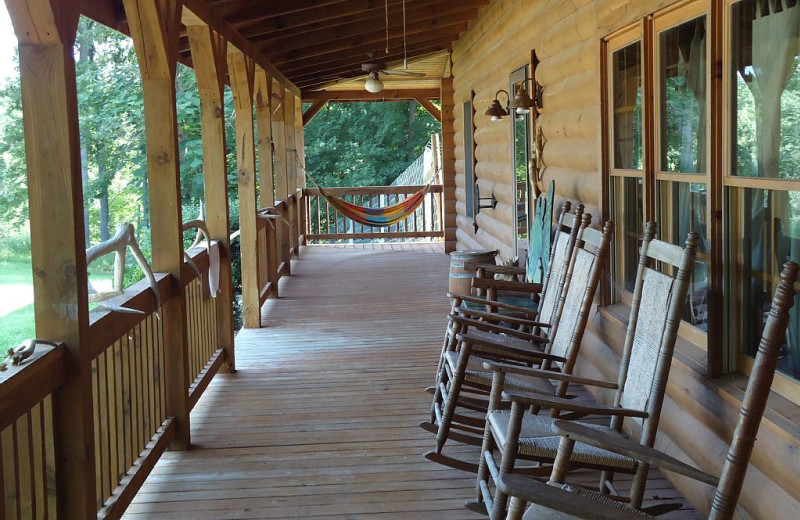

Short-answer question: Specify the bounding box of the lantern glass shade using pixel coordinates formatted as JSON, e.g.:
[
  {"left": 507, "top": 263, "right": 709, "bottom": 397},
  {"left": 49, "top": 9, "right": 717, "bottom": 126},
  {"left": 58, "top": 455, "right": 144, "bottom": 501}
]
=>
[
  {"left": 510, "top": 85, "right": 534, "bottom": 115},
  {"left": 364, "top": 71, "right": 384, "bottom": 93}
]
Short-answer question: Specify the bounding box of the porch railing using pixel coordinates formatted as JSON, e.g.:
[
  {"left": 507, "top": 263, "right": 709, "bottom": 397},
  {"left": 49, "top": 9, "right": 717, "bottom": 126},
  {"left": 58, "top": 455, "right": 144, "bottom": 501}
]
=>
[
  {"left": 303, "top": 185, "right": 444, "bottom": 242},
  {"left": 0, "top": 235, "right": 290, "bottom": 519}
]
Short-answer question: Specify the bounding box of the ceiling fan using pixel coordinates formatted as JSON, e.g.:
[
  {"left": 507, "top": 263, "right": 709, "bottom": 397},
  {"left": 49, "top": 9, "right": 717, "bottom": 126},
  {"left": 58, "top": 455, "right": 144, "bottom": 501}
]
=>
[{"left": 361, "top": 54, "right": 425, "bottom": 93}]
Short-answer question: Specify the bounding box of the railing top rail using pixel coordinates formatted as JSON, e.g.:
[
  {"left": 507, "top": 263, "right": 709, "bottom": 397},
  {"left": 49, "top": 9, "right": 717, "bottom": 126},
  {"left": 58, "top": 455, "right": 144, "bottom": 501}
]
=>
[
  {"left": 0, "top": 344, "right": 64, "bottom": 431},
  {"left": 304, "top": 184, "right": 443, "bottom": 196}
]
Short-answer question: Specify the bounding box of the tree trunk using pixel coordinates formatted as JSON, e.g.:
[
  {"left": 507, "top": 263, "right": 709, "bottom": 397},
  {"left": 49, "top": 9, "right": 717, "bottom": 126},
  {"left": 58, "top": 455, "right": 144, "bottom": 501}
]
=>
[
  {"left": 81, "top": 145, "right": 90, "bottom": 245},
  {"left": 99, "top": 188, "right": 109, "bottom": 242}
]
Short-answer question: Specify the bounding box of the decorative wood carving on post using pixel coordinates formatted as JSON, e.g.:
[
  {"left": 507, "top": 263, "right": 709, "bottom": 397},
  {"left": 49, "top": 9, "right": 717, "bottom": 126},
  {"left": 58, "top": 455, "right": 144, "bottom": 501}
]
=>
[
  {"left": 228, "top": 49, "right": 261, "bottom": 328},
  {"left": 3, "top": 0, "right": 96, "bottom": 516},
  {"left": 121, "top": 0, "right": 192, "bottom": 448},
  {"left": 185, "top": 16, "right": 236, "bottom": 370}
]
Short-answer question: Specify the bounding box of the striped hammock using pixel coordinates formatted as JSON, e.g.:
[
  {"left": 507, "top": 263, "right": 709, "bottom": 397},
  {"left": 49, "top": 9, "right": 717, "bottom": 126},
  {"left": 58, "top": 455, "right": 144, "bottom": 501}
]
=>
[{"left": 314, "top": 183, "right": 432, "bottom": 228}]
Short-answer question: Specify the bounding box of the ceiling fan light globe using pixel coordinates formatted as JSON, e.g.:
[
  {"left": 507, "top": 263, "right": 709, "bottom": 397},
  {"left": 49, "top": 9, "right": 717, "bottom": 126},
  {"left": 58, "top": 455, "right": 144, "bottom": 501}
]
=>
[{"left": 365, "top": 76, "right": 384, "bottom": 93}]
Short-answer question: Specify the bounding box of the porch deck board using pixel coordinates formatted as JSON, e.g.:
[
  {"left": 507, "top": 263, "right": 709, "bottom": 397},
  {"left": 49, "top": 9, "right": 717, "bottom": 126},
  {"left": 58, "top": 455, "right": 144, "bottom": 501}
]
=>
[{"left": 123, "top": 243, "right": 701, "bottom": 519}]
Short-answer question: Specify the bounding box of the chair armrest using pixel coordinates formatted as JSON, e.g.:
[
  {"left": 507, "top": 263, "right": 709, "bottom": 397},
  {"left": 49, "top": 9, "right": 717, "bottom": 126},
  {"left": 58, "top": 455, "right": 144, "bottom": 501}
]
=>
[
  {"left": 448, "top": 293, "right": 541, "bottom": 318},
  {"left": 552, "top": 420, "right": 719, "bottom": 487},
  {"left": 453, "top": 307, "right": 550, "bottom": 329},
  {"left": 482, "top": 361, "right": 618, "bottom": 390},
  {"left": 498, "top": 474, "right": 646, "bottom": 520},
  {"left": 463, "top": 261, "right": 525, "bottom": 276},
  {"left": 472, "top": 278, "right": 543, "bottom": 294},
  {"left": 500, "top": 392, "right": 647, "bottom": 419},
  {"left": 451, "top": 315, "right": 548, "bottom": 344},
  {"left": 456, "top": 332, "right": 558, "bottom": 362}
]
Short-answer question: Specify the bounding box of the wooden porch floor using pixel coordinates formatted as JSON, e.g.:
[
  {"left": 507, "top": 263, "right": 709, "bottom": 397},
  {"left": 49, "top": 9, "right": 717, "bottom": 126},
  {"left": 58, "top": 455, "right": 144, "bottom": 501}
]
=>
[{"left": 123, "top": 243, "right": 701, "bottom": 519}]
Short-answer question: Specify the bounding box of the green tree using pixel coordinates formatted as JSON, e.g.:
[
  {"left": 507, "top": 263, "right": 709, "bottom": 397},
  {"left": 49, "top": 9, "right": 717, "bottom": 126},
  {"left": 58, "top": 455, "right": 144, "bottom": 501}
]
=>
[{"left": 303, "top": 101, "right": 440, "bottom": 187}]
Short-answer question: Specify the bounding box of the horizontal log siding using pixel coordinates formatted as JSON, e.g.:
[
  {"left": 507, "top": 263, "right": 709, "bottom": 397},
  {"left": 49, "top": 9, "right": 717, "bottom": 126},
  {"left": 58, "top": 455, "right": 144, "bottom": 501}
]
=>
[{"left": 450, "top": 1, "right": 800, "bottom": 519}]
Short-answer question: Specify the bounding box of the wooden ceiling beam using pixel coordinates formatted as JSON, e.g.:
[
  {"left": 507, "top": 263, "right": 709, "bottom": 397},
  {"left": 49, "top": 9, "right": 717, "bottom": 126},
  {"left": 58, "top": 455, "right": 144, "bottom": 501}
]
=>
[
  {"left": 292, "top": 46, "right": 452, "bottom": 89},
  {"left": 180, "top": 0, "right": 301, "bottom": 97},
  {"left": 415, "top": 97, "right": 442, "bottom": 121},
  {"left": 210, "top": 0, "right": 351, "bottom": 22},
  {"left": 247, "top": 0, "right": 486, "bottom": 46},
  {"left": 257, "top": 8, "right": 477, "bottom": 61},
  {"left": 232, "top": 0, "right": 406, "bottom": 36},
  {"left": 302, "top": 89, "right": 441, "bottom": 102},
  {"left": 302, "top": 100, "right": 328, "bottom": 126},
  {"left": 272, "top": 29, "right": 463, "bottom": 75}
]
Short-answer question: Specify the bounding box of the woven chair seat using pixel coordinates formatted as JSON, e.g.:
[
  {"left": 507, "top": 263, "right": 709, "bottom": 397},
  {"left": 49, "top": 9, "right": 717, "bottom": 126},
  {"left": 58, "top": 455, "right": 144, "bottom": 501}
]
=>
[
  {"left": 445, "top": 352, "right": 558, "bottom": 395},
  {"left": 488, "top": 412, "right": 636, "bottom": 470},
  {"left": 521, "top": 483, "right": 655, "bottom": 519}
]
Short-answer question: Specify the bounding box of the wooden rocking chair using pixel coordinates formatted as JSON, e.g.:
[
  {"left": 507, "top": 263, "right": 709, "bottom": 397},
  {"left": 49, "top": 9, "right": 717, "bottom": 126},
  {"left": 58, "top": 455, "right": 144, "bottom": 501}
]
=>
[
  {"left": 423, "top": 218, "right": 613, "bottom": 471},
  {"left": 426, "top": 204, "right": 586, "bottom": 415},
  {"left": 473, "top": 225, "right": 698, "bottom": 520},
  {"left": 497, "top": 262, "right": 798, "bottom": 520},
  {"left": 456, "top": 201, "right": 584, "bottom": 321}
]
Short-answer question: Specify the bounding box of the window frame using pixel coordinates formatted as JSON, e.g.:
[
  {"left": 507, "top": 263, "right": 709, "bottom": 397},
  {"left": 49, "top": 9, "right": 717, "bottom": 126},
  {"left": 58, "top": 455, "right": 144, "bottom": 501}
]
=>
[
  {"left": 509, "top": 65, "right": 532, "bottom": 258},
  {"left": 722, "top": 0, "right": 800, "bottom": 399},
  {"left": 604, "top": 1, "right": 713, "bottom": 349},
  {"left": 464, "top": 95, "right": 476, "bottom": 220},
  {"left": 604, "top": 24, "right": 647, "bottom": 306},
  {"left": 603, "top": 0, "right": 800, "bottom": 400}
]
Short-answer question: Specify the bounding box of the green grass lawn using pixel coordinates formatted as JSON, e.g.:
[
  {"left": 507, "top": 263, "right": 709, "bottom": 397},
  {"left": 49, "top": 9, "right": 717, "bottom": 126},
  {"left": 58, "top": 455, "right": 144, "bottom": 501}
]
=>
[
  {"left": 0, "top": 256, "right": 114, "bottom": 363},
  {"left": 0, "top": 257, "right": 33, "bottom": 283},
  {"left": 0, "top": 303, "right": 35, "bottom": 361}
]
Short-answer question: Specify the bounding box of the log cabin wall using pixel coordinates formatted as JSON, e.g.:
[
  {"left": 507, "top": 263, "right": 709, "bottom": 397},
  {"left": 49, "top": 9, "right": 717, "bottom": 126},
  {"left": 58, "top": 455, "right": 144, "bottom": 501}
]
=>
[{"left": 450, "top": 1, "right": 800, "bottom": 519}]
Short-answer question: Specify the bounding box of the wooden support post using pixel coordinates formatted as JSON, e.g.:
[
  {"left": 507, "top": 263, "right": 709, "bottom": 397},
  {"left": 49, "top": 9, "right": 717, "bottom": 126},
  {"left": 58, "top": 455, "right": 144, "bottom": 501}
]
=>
[
  {"left": 122, "top": 0, "right": 191, "bottom": 449},
  {"left": 228, "top": 50, "right": 260, "bottom": 328},
  {"left": 255, "top": 68, "right": 275, "bottom": 207},
  {"left": 271, "top": 80, "right": 292, "bottom": 273},
  {"left": 440, "top": 77, "right": 458, "bottom": 252},
  {"left": 284, "top": 93, "right": 298, "bottom": 256},
  {"left": 294, "top": 95, "right": 307, "bottom": 246},
  {"left": 5, "top": 1, "right": 95, "bottom": 515},
  {"left": 254, "top": 68, "right": 279, "bottom": 294},
  {"left": 186, "top": 22, "right": 236, "bottom": 371}
]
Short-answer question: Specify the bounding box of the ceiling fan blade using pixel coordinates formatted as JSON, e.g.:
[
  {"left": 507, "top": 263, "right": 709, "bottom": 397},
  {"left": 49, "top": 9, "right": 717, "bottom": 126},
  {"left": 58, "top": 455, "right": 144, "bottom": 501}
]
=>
[{"left": 381, "top": 69, "right": 426, "bottom": 77}]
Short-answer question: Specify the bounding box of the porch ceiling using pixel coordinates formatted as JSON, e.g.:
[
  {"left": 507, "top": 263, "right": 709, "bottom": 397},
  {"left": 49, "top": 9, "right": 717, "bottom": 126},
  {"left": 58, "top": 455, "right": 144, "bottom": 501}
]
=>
[
  {"left": 96, "top": 0, "right": 487, "bottom": 96},
  {"left": 197, "top": 0, "right": 487, "bottom": 92}
]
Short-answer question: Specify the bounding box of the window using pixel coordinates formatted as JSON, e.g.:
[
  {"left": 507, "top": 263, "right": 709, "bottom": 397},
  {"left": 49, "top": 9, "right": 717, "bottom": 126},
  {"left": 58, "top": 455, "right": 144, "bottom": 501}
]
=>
[
  {"left": 725, "top": 0, "right": 800, "bottom": 385},
  {"left": 605, "top": 0, "right": 800, "bottom": 392},
  {"left": 606, "top": 27, "right": 645, "bottom": 295},
  {"left": 464, "top": 94, "right": 476, "bottom": 220},
  {"left": 605, "top": 3, "right": 710, "bottom": 332},
  {"left": 510, "top": 66, "right": 531, "bottom": 257}
]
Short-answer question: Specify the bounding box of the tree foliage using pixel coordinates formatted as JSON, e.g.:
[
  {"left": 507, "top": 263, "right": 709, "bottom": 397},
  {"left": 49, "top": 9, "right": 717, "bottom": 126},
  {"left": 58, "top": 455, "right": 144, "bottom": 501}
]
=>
[{"left": 303, "top": 101, "right": 440, "bottom": 187}]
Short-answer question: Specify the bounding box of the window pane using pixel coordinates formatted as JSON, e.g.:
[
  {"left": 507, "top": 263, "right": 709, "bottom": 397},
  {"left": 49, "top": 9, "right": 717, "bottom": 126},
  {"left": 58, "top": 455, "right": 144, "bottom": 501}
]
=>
[
  {"left": 657, "top": 181, "right": 708, "bottom": 330},
  {"left": 659, "top": 16, "right": 707, "bottom": 173},
  {"left": 609, "top": 176, "right": 644, "bottom": 293},
  {"left": 730, "top": 0, "right": 800, "bottom": 179},
  {"left": 727, "top": 187, "right": 800, "bottom": 380},
  {"left": 612, "top": 41, "right": 643, "bottom": 170}
]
